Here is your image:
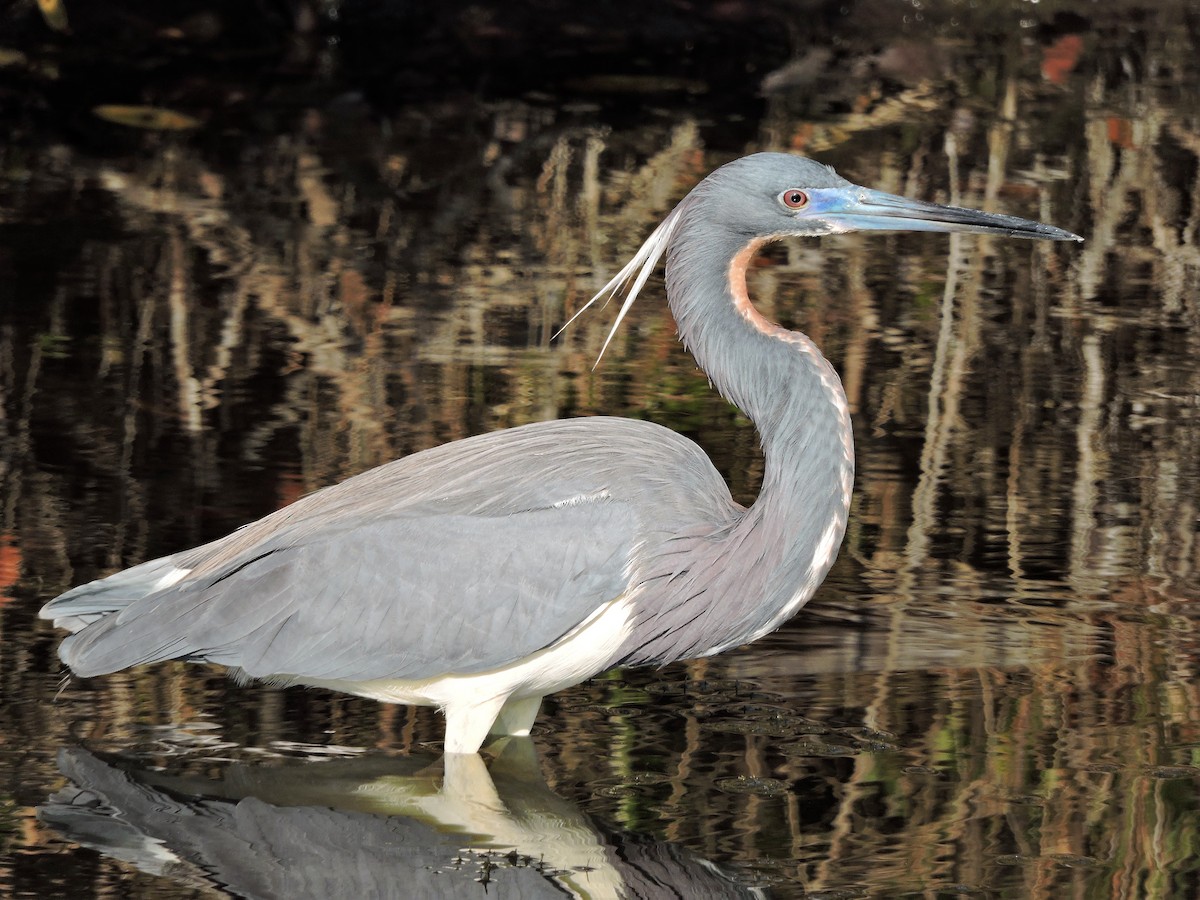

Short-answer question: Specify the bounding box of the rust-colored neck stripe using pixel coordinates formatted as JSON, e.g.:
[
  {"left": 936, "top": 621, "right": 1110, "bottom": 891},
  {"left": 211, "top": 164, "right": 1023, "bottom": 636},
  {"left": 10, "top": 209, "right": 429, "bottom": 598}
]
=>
[{"left": 727, "top": 237, "right": 783, "bottom": 336}]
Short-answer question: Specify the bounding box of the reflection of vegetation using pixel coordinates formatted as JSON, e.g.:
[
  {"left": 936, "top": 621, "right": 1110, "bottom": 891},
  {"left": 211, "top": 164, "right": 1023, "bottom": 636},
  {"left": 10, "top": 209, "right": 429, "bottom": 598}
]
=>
[
  {"left": 0, "top": 798, "right": 19, "bottom": 857},
  {"left": 0, "top": 0, "right": 1199, "bottom": 897}
]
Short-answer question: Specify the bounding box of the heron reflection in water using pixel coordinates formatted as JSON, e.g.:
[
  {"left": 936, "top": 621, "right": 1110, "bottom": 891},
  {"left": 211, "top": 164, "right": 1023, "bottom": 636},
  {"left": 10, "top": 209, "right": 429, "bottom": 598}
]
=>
[
  {"left": 41, "top": 153, "right": 1081, "bottom": 753},
  {"left": 41, "top": 742, "right": 766, "bottom": 898}
]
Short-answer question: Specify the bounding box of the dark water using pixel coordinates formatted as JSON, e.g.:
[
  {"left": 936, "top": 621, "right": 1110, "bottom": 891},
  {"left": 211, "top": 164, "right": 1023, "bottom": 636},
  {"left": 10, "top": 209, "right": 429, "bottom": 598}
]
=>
[{"left": 2, "top": 2, "right": 1199, "bottom": 897}]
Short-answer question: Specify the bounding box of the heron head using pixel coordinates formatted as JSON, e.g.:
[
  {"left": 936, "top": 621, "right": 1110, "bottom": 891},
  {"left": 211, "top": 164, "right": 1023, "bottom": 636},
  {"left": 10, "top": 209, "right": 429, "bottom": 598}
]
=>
[
  {"left": 706, "top": 152, "right": 1081, "bottom": 243},
  {"left": 562, "top": 152, "right": 1080, "bottom": 365}
]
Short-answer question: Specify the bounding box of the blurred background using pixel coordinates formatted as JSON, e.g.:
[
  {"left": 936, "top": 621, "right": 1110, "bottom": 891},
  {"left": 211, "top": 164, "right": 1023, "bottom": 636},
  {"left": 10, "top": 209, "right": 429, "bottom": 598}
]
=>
[{"left": 0, "top": 0, "right": 1198, "bottom": 897}]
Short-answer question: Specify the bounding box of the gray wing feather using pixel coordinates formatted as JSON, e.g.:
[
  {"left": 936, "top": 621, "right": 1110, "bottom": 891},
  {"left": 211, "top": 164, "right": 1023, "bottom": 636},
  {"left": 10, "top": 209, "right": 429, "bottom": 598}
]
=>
[
  {"left": 59, "top": 502, "right": 637, "bottom": 681},
  {"left": 42, "top": 556, "right": 182, "bottom": 632}
]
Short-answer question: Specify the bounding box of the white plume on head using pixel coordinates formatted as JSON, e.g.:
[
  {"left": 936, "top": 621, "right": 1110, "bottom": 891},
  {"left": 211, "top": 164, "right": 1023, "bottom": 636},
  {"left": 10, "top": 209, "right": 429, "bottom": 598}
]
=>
[{"left": 556, "top": 204, "right": 686, "bottom": 366}]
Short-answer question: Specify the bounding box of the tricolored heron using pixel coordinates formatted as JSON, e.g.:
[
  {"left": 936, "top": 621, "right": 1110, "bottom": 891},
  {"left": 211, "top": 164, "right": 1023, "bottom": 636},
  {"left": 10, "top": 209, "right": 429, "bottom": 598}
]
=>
[{"left": 41, "top": 153, "right": 1080, "bottom": 754}]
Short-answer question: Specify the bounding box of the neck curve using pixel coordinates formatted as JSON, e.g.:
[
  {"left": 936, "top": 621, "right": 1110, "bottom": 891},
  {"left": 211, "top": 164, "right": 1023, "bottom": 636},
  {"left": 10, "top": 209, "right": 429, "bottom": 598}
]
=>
[
  {"left": 618, "top": 200, "right": 855, "bottom": 666},
  {"left": 667, "top": 201, "right": 854, "bottom": 491}
]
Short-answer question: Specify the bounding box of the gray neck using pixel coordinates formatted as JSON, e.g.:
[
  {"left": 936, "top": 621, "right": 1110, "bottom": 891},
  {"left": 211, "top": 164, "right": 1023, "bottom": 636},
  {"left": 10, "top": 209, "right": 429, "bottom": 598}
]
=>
[{"left": 619, "top": 205, "right": 854, "bottom": 665}]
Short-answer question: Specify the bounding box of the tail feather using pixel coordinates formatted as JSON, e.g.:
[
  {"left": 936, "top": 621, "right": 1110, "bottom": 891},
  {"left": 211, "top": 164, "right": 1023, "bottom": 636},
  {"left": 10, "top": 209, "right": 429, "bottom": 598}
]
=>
[
  {"left": 59, "top": 617, "right": 192, "bottom": 677},
  {"left": 40, "top": 556, "right": 186, "bottom": 634}
]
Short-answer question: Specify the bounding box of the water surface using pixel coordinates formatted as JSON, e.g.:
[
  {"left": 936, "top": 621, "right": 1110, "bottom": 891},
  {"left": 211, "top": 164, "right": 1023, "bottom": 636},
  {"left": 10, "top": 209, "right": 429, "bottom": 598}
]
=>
[{"left": 1, "top": 2, "right": 1198, "bottom": 897}]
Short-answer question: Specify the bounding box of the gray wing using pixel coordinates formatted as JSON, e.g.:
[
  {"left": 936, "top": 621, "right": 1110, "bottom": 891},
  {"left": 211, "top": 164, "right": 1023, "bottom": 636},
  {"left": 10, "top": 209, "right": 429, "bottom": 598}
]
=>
[
  {"left": 43, "top": 417, "right": 741, "bottom": 682},
  {"left": 57, "top": 501, "right": 636, "bottom": 680}
]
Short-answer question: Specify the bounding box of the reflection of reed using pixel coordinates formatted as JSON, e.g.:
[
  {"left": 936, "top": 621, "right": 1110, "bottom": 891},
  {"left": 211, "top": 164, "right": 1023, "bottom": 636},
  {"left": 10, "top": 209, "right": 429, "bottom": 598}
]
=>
[{"left": 1059, "top": 67, "right": 1200, "bottom": 605}]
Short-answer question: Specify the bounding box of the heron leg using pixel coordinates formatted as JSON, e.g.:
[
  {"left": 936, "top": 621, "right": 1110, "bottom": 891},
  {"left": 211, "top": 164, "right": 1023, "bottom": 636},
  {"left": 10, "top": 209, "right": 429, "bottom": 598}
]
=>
[
  {"left": 441, "top": 752, "right": 504, "bottom": 807},
  {"left": 489, "top": 695, "right": 543, "bottom": 737},
  {"left": 443, "top": 695, "right": 510, "bottom": 754}
]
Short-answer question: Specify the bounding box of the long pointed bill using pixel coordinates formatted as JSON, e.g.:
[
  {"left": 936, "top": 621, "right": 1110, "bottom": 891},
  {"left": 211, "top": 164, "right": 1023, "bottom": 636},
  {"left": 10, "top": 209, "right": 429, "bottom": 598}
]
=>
[{"left": 812, "top": 187, "right": 1082, "bottom": 241}]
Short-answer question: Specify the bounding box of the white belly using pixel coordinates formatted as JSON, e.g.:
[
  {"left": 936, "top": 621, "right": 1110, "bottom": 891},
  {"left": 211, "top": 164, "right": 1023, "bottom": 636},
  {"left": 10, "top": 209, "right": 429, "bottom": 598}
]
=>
[{"left": 296, "top": 595, "right": 634, "bottom": 710}]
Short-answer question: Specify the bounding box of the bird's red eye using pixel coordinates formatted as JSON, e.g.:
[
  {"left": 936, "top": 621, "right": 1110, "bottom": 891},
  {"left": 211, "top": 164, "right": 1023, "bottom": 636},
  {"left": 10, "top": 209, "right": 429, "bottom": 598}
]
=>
[{"left": 781, "top": 189, "right": 809, "bottom": 209}]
